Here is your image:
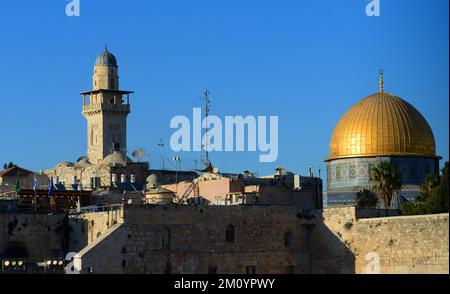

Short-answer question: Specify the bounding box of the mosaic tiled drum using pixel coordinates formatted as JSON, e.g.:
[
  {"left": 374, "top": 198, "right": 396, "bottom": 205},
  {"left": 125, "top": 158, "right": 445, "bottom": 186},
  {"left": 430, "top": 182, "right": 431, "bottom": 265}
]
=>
[{"left": 324, "top": 81, "right": 441, "bottom": 207}]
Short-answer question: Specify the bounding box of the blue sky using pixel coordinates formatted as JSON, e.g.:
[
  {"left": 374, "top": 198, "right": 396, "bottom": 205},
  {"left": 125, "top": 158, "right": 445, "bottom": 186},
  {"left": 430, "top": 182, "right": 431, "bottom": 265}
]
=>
[{"left": 0, "top": 0, "right": 448, "bottom": 181}]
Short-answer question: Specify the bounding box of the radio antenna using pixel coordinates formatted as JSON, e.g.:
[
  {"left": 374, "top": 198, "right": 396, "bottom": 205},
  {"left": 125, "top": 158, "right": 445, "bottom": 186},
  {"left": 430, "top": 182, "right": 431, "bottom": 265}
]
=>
[{"left": 203, "top": 89, "right": 210, "bottom": 165}]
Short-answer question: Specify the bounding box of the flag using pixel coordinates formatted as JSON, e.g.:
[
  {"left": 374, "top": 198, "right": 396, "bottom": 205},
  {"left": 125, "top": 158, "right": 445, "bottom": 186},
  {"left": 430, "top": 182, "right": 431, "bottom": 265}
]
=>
[
  {"left": 48, "top": 177, "right": 54, "bottom": 196},
  {"left": 15, "top": 170, "right": 20, "bottom": 195},
  {"left": 33, "top": 173, "right": 37, "bottom": 192}
]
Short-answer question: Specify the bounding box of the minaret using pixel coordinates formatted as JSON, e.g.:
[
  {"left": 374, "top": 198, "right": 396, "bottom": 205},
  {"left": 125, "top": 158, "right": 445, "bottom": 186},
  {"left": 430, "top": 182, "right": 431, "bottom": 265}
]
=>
[{"left": 80, "top": 48, "right": 134, "bottom": 165}]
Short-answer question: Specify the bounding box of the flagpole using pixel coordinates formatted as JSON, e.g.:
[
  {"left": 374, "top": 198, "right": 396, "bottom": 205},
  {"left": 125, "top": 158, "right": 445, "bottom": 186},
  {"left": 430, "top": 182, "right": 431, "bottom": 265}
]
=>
[
  {"left": 33, "top": 173, "right": 37, "bottom": 213},
  {"left": 15, "top": 169, "right": 20, "bottom": 197}
]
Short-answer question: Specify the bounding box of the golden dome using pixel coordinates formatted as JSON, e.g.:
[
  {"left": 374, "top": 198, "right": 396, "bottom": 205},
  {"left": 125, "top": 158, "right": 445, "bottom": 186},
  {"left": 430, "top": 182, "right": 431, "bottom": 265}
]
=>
[{"left": 327, "top": 92, "right": 436, "bottom": 161}]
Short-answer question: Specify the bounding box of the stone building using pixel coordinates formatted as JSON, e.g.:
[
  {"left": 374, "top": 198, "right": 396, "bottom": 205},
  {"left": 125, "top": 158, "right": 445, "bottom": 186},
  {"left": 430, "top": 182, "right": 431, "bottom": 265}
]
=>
[
  {"left": 325, "top": 71, "right": 441, "bottom": 206},
  {"left": 160, "top": 167, "right": 322, "bottom": 208},
  {"left": 43, "top": 49, "right": 198, "bottom": 191},
  {"left": 0, "top": 166, "right": 48, "bottom": 192}
]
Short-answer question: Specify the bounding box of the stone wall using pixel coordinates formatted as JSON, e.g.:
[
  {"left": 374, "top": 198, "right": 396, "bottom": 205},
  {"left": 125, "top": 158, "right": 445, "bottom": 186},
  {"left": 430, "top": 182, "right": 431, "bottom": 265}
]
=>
[
  {"left": 75, "top": 204, "right": 326, "bottom": 274},
  {"left": 0, "top": 213, "right": 67, "bottom": 263},
  {"left": 74, "top": 205, "right": 348, "bottom": 274},
  {"left": 0, "top": 207, "right": 124, "bottom": 265},
  {"left": 317, "top": 206, "right": 449, "bottom": 274},
  {"left": 4, "top": 205, "right": 446, "bottom": 274},
  {"left": 68, "top": 206, "right": 124, "bottom": 253},
  {"left": 74, "top": 205, "right": 449, "bottom": 274}
]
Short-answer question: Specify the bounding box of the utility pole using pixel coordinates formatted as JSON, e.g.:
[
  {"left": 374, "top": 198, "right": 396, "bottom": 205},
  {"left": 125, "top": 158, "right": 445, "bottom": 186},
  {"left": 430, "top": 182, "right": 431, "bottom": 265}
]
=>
[
  {"left": 158, "top": 139, "right": 165, "bottom": 170},
  {"left": 173, "top": 156, "right": 181, "bottom": 197}
]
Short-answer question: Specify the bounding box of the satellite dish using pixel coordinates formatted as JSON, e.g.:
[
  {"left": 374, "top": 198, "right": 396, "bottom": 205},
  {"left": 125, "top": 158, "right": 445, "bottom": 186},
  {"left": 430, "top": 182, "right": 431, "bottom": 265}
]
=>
[
  {"left": 132, "top": 148, "right": 145, "bottom": 161},
  {"left": 127, "top": 199, "right": 133, "bottom": 205}
]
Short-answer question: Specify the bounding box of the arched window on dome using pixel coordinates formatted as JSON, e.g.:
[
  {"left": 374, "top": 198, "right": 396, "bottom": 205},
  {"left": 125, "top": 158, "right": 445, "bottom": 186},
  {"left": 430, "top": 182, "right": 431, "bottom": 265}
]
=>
[{"left": 226, "top": 224, "right": 235, "bottom": 243}]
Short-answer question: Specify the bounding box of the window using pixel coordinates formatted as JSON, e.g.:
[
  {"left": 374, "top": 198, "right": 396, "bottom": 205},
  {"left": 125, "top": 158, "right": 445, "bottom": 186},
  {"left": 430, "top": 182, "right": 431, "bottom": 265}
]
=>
[
  {"left": 208, "top": 266, "right": 217, "bottom": 274},
  {"left": 162, "top": 229, "right": 171, "bottom": 250},
  {"left": 90, "top": 177, "right": 101, "bottom": 189},
  {"left": 284, "top": 231, "right": 292, "bottom": 248},
  {"left": 226, "top": 224, "right": 235, "bottom": 243},
  {"left": 246, "top": 265, "right": 256, "bottom": 274},
  {"left": 164, "top": 262, "right": 172, "bottom": 274},
  {"left": 215, "top": 196, "right": 222, "bottom": 205}
]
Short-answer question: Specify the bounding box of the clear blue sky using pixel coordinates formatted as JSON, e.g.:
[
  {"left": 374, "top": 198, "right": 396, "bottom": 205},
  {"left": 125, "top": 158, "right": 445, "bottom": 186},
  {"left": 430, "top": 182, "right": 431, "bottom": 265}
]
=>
[{"left": 0, "top": 0, "right": 448, "bottom": 181}]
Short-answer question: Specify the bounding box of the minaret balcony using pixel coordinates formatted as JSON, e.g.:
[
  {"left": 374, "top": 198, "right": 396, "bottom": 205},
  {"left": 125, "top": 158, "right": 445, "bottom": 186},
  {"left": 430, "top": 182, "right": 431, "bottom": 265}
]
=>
[{"left": 82, "top": 103, "right": 130, "bottom": 114}]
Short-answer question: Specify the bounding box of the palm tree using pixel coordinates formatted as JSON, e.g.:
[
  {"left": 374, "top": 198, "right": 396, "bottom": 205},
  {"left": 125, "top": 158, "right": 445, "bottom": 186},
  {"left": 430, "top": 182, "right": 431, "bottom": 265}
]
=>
[
  {"left": 370, "top": 161, "right": 402, "bottom": 209},
  {"left": 419, "top": 173, "right": 440, "bottom": 194},
  {"left": 356, "top": 189, "right": 378, "bottom": 209}
]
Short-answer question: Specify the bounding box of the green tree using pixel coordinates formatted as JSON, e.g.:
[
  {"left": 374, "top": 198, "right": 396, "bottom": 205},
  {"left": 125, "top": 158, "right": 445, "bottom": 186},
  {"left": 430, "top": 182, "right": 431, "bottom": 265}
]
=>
[
  {"left": 370, "top": 161, "right": 402, "bottom": 209},
  {"left": 356, "top": 189, "right": 378, "bottom": 209},
  {"left": 402, "top": 161, "right": 449, "bottom": 215},
  {"left": 2, "top": 162, "right": 16, "bottom": 170}
]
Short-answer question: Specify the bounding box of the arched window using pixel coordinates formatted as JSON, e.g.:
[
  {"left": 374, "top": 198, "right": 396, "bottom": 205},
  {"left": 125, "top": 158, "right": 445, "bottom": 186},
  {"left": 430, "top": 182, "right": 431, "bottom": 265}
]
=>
[
  {"left": 226, "top": 224, "right": 235, "bottom": 243},
  {"left": 284, "top": 231, "right": 292, "bottom": 248}
]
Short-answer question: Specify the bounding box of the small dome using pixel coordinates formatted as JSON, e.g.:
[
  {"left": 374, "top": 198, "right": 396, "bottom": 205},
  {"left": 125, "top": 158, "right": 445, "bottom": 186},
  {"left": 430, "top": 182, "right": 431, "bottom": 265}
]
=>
[
  {"left": 101, "top": 151, "right": 130, "bottom": 166},
  {"left": 95, "top": 49, "right": 117, "bottom": 66},
  {"left": 146, "top": 174, "right": 161, "bottom": 189},
  {"left": 53, "top": 161, "right": 74, "bottom": 169},
  {"left": 328, "top": 92, "right": 436, "bottom": 161},
  {"left": 75, "top": 157, "right": 93, "bottom": 168}
]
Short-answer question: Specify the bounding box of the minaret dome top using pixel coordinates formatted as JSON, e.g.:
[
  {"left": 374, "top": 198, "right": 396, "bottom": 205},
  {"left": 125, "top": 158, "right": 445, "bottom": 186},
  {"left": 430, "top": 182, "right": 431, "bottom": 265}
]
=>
[{"left": 95, "top": 47, "right": 117, "bottom": 66}]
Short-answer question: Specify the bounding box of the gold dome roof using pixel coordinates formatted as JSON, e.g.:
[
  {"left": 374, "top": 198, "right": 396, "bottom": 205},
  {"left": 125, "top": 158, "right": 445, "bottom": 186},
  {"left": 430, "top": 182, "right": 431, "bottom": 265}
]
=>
[{"left": 327, "top": 92, "right": 436, "bottom": 161}]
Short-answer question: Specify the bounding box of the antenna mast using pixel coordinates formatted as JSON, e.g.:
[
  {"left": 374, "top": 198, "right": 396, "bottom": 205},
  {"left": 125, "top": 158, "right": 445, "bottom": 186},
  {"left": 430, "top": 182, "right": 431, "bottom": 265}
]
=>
[
  {"left": 203, "top": 89, "right": 210, "bottom": 164},
  {"left": 158, "top": 139, "right": 165, "bottom": 170}
]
